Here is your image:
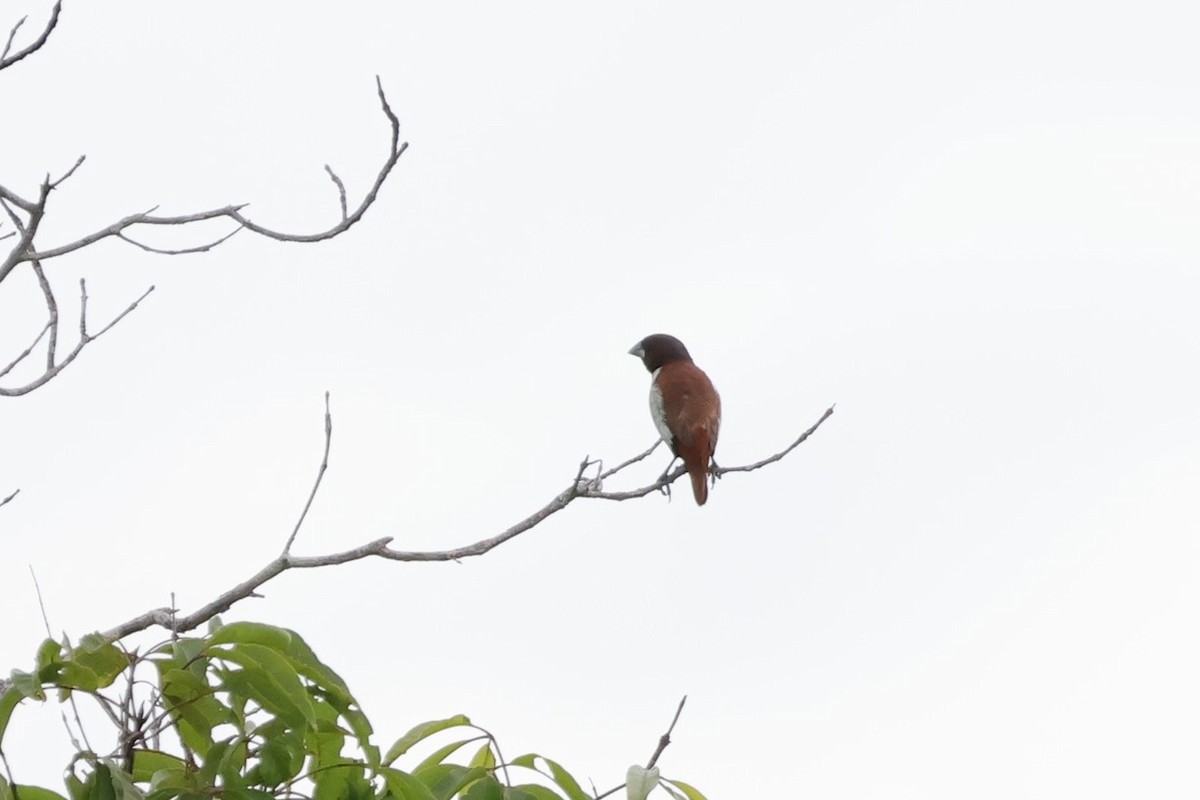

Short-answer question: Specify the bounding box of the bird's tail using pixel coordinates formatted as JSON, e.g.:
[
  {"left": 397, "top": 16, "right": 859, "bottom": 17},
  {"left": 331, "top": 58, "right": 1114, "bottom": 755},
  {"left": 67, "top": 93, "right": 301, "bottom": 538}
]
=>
[{"left": 685, "top": 431, "right": 713, "bottom": 506}]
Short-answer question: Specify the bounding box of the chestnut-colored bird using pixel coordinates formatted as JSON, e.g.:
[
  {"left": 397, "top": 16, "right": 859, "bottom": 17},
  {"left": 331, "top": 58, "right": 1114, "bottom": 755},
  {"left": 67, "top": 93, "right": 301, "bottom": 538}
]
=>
[{"left": 628, "top": 334, "right": 722, "bottom": 505}]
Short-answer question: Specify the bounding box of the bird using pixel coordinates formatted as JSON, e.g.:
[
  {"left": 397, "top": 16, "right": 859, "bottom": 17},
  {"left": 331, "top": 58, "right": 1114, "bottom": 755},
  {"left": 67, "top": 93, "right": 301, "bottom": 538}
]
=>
[{"left": 628, "top": 333, "right": 722, "bottom": 505}]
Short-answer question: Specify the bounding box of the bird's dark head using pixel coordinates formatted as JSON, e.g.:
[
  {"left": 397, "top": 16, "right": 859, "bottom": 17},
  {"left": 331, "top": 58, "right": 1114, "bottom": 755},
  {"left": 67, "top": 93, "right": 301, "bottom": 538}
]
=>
[{"left": 628, "top": 333, "right": 694, "bottom": 373}]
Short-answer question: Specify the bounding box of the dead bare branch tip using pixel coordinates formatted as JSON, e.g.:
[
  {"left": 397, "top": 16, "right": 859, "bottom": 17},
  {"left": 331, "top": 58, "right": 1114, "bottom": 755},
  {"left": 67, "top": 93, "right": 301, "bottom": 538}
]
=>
[
  {"left": 0, "top": 488, "right": 19, "bottom": 509},
  {"left": 324, "top": 165, "right": 349, "bottom": 221},
  {"left": 282, "top": 392, "right": 334, "bottom": 554},
  {"left": 50, "top": 155, "right": 86, "bottom": 189},
  {"left": 1, "top": 2, "right": 60, "bottom": 71}
]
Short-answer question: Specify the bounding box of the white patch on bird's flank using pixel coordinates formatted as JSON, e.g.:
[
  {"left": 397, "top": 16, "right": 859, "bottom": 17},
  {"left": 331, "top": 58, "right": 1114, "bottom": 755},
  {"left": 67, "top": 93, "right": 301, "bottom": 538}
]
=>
[{"left": 648, "top": 369, "right": 673, "bottom": 446}]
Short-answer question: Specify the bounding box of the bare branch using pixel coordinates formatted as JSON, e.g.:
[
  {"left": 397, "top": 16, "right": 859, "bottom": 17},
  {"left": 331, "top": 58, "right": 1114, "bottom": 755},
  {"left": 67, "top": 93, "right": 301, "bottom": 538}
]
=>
[
  {"left": 283, "top": 392, "right": 333, "bottom": 554},
  {"left": 31, "top": 259, "right": 59, "bottom": 368},
  {"left": 0, "top": 488, "right": 19, "bottom": 510},
  {"left": 97, "top": 403, "right": 834, "bottom": 641},
  {"left": 116, "top": 226, "right": 243, "bottom": 255},
  {"left": 29, "top": 566, "right": 53, "bottom": 638},
  {"left": 29, "top": 78, "right": 407, "bottom": 262},
  {"left": 0, "top": 15, "right": 25, "bottom": 63},
  {"left": 0, "top": 181, "right": 48, "bottom": 284},
  {"left": 0, "top": 283, "right": 155, "bottom": 397},
  {"left": 324, "top": 165, "right": 349, "bottom": 221},
  {"left": 0, "top": 1, "right": 60, "bottom": 71},
  {"left": 49, "top": 154, "right": 86, "bottom": 189},
  {"left": 645, "top": 695, "right": 686, "bottom": 769},
  {"left": 714, "top": 404, "right": 836, "bottom": 476},
  {"left": 0, "top": 182, "right": 37, "bottom": 214},
  {"left": 0, "top": 322, "right": 50, "bottom": 379},
  {"left": 2, "top": 80, "right": 403, "bottom": 397},
  {"left": 86, "top": 283, "right": 155, "bottom": 341},
  {"left": 598, "top": 439, "right": 661, "bottom": 480}
]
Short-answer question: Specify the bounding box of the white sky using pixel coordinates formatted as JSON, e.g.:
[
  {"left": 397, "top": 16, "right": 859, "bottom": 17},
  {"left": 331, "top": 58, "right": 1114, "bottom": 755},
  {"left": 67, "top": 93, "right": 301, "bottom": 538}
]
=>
[{"left": 3, "top": 1, "right": 1200, "bottom": 796}]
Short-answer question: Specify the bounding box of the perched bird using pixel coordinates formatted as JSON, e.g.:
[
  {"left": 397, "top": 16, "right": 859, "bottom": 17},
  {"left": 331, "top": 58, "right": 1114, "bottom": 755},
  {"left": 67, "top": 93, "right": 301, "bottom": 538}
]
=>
[{"left": 628, "top": 333, "right": 722, "bottom": 505}]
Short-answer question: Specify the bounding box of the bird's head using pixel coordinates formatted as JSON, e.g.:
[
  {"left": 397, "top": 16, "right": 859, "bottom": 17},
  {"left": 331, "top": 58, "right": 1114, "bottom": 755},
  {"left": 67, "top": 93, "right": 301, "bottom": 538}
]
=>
[{"left": 628, "top": 333, "right": 693, "bottom": 373}]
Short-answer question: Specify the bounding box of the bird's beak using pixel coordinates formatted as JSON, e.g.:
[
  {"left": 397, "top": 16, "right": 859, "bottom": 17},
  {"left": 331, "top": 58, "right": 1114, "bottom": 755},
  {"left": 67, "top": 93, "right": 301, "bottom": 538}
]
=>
[{"left": 628, "top": 343, "right": 644, "bottom": 359}]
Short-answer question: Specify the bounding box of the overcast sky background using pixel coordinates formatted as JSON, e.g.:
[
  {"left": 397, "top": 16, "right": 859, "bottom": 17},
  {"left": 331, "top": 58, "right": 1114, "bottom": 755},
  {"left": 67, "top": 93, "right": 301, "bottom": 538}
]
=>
[{"left": 3, "top": 1, "right": 1200, "bottom": 797}]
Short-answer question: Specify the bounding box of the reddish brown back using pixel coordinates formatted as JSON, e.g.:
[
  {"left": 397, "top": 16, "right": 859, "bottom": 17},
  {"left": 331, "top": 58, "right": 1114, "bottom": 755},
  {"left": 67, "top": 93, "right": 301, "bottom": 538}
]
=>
[{"left": 655, "top": 361, "right": 721, "bottom": 505}]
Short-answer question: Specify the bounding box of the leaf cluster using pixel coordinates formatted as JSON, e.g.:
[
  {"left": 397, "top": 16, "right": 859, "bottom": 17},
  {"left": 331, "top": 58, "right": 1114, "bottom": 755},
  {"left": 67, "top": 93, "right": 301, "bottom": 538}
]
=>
[{"left": 0, "top": 622, "right": 705, "bottom": 800}]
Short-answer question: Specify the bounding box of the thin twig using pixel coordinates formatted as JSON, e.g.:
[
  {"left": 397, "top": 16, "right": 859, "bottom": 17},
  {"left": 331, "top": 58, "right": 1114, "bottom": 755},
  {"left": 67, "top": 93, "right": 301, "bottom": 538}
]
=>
[
  {"left": 598, "top": 439, "right": 661, "bottom": 480},
  {"left": 645, "top": 695, "right": 686, "bottom": 769},
  {"left": 0, "top": 285, "right": 155, "bottom": 397},
  {"left": 0, "top": 15, "right": 25, "bottom": 63},
  {"left": 29, "top": 566, "right": 53, "bottom": 637},
  {"left": 48, "top": 155, "right": 86, "bottom": 190},
  {"left": 593, "top": 696, "right": 688, "bottom": 800},
  {"left": 324, "top": 165, "right": 349, "bottom": 221},
  {"left": 31, "top": 259, "right": 58, "bottom": 368},
  {"left": 0, "top": 488, "right": 18, "bottom": 509},
  {"left": 116, "top": 226, "right": 243, "bottom": 255},
  {"left": 24, "top": 78, "right": 406, "bottom": 263},
  {"left": 283, "top": 392, "right": 333, "bottom": 554},
  {"left": 0, "top": 323, "right": 49, "bottom": 379},
  {"left": 714, "top": 404, "right": 836, "bottom": 476},
  {"left": 0, "top": 1, "right": 61, "bottom": 71}
]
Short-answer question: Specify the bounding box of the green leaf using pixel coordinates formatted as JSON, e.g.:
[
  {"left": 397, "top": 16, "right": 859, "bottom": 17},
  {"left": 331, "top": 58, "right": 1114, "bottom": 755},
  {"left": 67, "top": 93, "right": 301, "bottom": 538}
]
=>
[
  {"left": 210, "top": 643, "right": 313, "bottom": 729},
  {"left": 414, "top": 739, "right": 477, "bottom": 773},
  {"left": 461, "top": 777, "right": 504, "bottom": 800},
  {"left": 414, "top": 766, "right": 486, "bottom": 800},
  {"left": 214, "top": 739, "right": 248, "bottom": 787},
  {"left": 207, "top": 623, "right": 375, "bottom": 761},
  {"left": 85, "top": 765, "right": 117, "bottom": 800},
  {"left": 42, "top": 661, "right": 100, "bottom": 692},
  {"left": 35, "top": 640, "right": 63, "bottom": 671},
  {"left": 0, "top": 685, "right": 23, "bottom": 744},
  {"left": 158, "top": 668, "right": 225, "bottom": 753},
  {"left": 197, "top": 740, "right": 234, "bottom": 785},
  {"left": 167, "top": 638, "right": 207, "bottom": 671},
  {"left": 6, "top": 786, "right": 67, "bottom": 800},
  {"left": 105, "top": 762, "right": 147, "bottom": 800},
  {"left": 378, "top": 768, "right": 438, "bottom": 800},
  {"left": 74, "top": 635, "right": 129, "bottom": 688},
  {"left": 509, "top": 756, "right": 588, "bottom": 800},
  {"left": 247, "top": 733, "right": 305, "bottom": 786},
  {"left": 129, "top": 751, "right": 187, "bottom": 784},
  {"left": 306, "top": 702, "right": 347, "bottom": 769},
  {"left": 503, "top": 787, "right": 564, "bottom": 800},
  {"left": 63, "top": 772, "right": 86, "bottom": 800},
  {"left": 467, "top": 743, "right": 496, "bottom": 770},
  {"left": 313, "top": 764, "right": 368, "bottom": 800},
  {"left": 661, "top": 779, "right": 708, "bottom": 800},
  {"left": 209, "top": 623, "right": 354, "bottom": 700},
  {"left": 146, "top": 766, "right": 197, "bottom": 795},
  {"left": 384, "top": 715, "right": 471, "bottom": 765},
  {"left": 311, "top": 686, "right": 375, "bottom": 761},
  {"left": 10, "top": 670, "right": 44, "bottom": 700}
]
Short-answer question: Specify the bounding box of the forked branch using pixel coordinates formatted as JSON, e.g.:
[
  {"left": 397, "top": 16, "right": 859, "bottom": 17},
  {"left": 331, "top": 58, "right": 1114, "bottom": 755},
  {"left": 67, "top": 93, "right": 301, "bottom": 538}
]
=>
[
  {"left": 100, "top": 401, "right": 835, "bottom": 641},
  {"left": 0, "top": 1, "right": 61, "bottom": 72},
  {"left": 1, "top": 77, "right": 406, "bottom": 396}
]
